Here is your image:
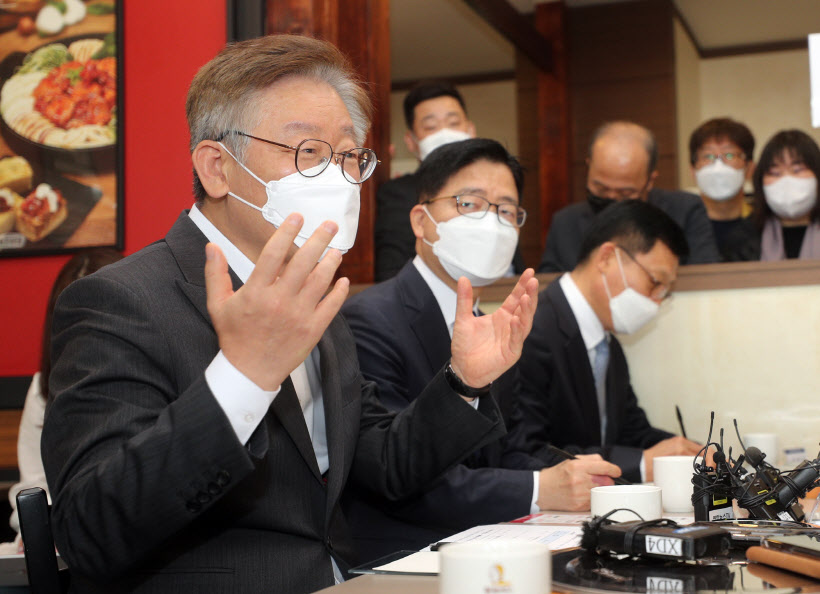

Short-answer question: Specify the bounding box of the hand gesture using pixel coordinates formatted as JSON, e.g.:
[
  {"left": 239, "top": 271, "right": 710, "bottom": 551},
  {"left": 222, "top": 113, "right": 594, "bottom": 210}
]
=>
[
  {"left": 449, "top": 269, "right": 538, "bottom": 389},
  {"left": 204, "top": 214, "right": 349, "bottom": 390}
]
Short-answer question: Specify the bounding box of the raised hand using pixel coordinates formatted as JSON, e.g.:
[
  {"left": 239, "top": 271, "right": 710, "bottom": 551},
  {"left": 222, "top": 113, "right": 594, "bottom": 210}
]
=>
[
  {"left": 644, "top": 436, "right": 704, "bottom": 482},
  {"left": 450, "top": 268, "right": 538, "bottom": 390},
  {"left": 204, "top": 214, "right": 349, "bottom": 390}
]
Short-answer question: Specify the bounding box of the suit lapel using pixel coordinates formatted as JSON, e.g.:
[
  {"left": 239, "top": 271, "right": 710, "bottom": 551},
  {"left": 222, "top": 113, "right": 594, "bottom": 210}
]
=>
[
  {"left": 166, "top": 212, "right": 242, "bottom": 325},
  {"left": 398, "top": 264, "right": 452, "bottom": 374},
  {"left": 317, "top": 321, "right": 347, "bottom": 513},
  {"left": 548, "top": 281, "right": 602, "bottom": 445}
]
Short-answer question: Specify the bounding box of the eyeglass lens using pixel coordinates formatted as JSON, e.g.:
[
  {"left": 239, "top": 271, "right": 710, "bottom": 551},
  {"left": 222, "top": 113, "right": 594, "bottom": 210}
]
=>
[
  {"left": 295, "top": 139, "right": 377, "bottom": 183},
  {"left": 456, "top": 195, "right": 526, "bottom": 227}
]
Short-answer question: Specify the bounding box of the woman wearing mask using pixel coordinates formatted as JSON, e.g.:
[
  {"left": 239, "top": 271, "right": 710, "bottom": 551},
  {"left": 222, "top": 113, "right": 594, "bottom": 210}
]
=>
[{"left": 754, "top": 130, "right": 820, "bottom": 260}]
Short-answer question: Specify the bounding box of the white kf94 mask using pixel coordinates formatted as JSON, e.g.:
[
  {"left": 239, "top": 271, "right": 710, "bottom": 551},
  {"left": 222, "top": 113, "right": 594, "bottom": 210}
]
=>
[{"left": 219, "top": 142, "right": 360, "bottom": 253}]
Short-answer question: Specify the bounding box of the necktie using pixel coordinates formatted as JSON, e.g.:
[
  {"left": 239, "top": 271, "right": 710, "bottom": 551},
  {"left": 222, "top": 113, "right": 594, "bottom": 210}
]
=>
[{"left": 592, "top": 337, "right": 609, "bottom": 443}]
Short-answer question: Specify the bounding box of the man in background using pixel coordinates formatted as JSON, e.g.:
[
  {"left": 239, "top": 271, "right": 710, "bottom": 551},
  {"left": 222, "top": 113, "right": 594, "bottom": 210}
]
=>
[
  {"left": 520, "top": 200, "right": 704, "bottom": 483},
  {"left": 689, "top": 117, "right": 759, "bottom": 261},
  {"left": 344, "top": 138, "right": 621, "bottom": 560},
  {"left": 538, "top": 121, "right": 720, "bottom": 272},
  {"left": 374, "top": 81, "right": 476, "bottom": 281}
]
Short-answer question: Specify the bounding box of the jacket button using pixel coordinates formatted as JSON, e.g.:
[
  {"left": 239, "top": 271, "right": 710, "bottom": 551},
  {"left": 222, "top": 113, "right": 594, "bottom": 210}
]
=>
[
  {"left": 215, "top": 470, "right": 231, "bottom": 487},
  {"left": 207, "top": 482, "right": 221, "bottom": 495},
  {"left": 196, "top": 491, "right": 212, "bottom": 504},
  {"left": 186, "top": 500, "right": 202, "bottom": 513}
]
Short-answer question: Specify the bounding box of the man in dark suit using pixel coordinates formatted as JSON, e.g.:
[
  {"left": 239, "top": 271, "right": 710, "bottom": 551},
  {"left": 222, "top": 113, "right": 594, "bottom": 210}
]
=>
[
  {"left": 374, "top": 81, "right": 476, "bottom": 281},
  {"left": 343, "top": 139, "right": 621, "bottom": 560},
  {"left": 520, "top": 200, "right": 704, "bottom": 483},
  {"left": 538, "top": 121, "right": 721, "bottom": 272},
  {"left": 41, "top": 36, "right": 539, "bottom": 593}
]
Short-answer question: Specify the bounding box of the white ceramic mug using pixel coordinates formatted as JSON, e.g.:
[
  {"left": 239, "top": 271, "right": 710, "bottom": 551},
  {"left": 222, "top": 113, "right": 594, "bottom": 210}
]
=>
[
  {"left": 653, "top": 455, "right": 696, "bottom": 512},
  {"left": 439, "top": 540, "right": 551, "bottom": 594},
  {"left": 590, "top": 485, "right": 662, "bottom": 523},
  {"left": 743, "top": 433, "right": 779, "bottom": 467}
]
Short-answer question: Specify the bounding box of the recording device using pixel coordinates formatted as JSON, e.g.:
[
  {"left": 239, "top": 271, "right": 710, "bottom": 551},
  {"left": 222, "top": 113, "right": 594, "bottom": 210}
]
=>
[
  {"left": 691, "top": 413, "right": 820, "bottom": 523},
  {"left": 581, "top": 513, "right": 731, "bottom": 561}
]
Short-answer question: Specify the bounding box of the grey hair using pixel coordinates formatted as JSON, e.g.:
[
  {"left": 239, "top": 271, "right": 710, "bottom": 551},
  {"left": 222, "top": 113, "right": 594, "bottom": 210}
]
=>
[{"left": 186, "top": 35, "right": 372, "bottom": 201}]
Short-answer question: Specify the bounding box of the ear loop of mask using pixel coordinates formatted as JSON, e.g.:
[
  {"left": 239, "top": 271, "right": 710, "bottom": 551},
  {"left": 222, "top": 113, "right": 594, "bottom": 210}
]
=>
[
  {"left": 421, "top": 205, "right": 440, "bottom": 249},
  {"left": 217, "top": 141, "right": 267, "bottom": 212},
  {"left": 602, "top": 248, "right": 629, "bottom": 300}
]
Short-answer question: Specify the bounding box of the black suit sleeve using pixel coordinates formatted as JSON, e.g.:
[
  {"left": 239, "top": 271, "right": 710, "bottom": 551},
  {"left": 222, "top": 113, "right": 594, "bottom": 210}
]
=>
[
  {"left": 343, "top": 299, "right": 536, "bottom": 526},
  {"left": 43, "top": 274, "right": 259, "bottom": 581},
  {"left": 678, "top": 197, "right": 721, "bottom": 264}
]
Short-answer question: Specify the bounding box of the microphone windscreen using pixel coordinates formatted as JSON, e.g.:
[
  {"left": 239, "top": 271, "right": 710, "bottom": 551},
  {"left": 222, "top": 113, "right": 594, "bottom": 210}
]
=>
[{"left": 745, "top": 446, "right": 764, "bottom": 467}]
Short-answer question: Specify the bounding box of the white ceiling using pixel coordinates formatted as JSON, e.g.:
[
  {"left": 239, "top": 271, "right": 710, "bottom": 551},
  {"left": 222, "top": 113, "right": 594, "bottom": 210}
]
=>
[{"left": 390, "top": 0, "right": 820, "bottom": 82}]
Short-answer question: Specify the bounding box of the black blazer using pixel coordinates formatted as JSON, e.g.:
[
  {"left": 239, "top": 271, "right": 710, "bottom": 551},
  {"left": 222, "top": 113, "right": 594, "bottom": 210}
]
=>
[
  {"left": 341, "top": 262, "right": 546, "bottom": 561},
  {"left": 516, "top": 279, "right": 672, "bottom": 482},
  {"left": 374, "top": 173, "right": 420, "bottom": 282},
  {"left": 42, "top": 213, "right": 505, "bottom": 593},
  {"left": 538, "top": 189, "right": 721, "bottom": 272}
]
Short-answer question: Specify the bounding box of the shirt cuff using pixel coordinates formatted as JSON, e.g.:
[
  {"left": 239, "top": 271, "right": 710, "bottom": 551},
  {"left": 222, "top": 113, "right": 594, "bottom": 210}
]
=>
[
  {"left": 640, "top": 453, "right": 647, "bottom": 483},
  {"left": 530, "top": 471, "right": 540, "bottom": 513},
  {"left": 205, "top": 351, "right": 278, "bottom": 445}
]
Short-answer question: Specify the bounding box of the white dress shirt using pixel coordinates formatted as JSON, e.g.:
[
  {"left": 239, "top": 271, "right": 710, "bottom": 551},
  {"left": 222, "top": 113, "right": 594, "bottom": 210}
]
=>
[
  {"left": 559, "top": 273, "right": 646, "bottom": 481},
  {"left": 412, "top": 256, "right": 540, "bottom": 512}
]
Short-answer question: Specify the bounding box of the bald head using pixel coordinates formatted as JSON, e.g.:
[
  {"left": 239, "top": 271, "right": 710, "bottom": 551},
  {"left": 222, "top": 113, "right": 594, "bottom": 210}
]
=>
[{"left": 586, "top": 122, "right": 659, "bottom": 202}]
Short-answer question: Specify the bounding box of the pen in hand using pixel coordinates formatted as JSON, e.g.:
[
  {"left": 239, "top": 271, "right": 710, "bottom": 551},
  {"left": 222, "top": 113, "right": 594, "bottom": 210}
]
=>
[
  {"left": 675, "top": 405, "right": 687, "bottom": 439},
  {"left": 546, "top": 444, "right": 631, "bottom": 485}
]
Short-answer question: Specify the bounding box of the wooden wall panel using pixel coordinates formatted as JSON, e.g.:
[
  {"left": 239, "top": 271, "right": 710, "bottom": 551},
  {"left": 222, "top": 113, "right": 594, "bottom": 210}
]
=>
[{"left": 567, "top": 0, "right": 678, "bottom": 203}]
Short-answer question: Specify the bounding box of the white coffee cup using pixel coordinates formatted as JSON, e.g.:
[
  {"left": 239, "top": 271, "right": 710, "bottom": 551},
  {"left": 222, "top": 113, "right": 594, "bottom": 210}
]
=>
[
  {"left": 439, "top": 540, "right": 551, "bottom": 594},
  {"left": 743, "top": 433, "right": 779, "bottom": 466},
  {"left": 653, "top": 455, "right": 696, "bottom": 512},
  {"left": 590, "top": 485, "right": 662, "bottom": 523}
]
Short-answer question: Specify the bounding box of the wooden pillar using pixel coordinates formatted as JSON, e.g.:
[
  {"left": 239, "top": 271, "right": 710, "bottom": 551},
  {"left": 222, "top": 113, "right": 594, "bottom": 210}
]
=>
[
  {"left": 515, "top": 1, "right": 570, "bottom": 267},
  {"left": 266, "top": 0, "right": 390, "bottom": 283}
]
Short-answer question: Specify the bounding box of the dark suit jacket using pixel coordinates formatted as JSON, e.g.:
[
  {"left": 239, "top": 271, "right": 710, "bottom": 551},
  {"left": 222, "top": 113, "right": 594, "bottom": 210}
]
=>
[
  {"left": 538, "top": 189, "right": 721, "bottom": 272},
  {"left": 374, "top": 173, "right": 420, "bottom": 281},
  {"left": 516, "top": 279, "right": 672, "bottom": 482},
  {"left": 42, "top": 213, "right": 505, "bottom": 593},
  {"left": 340, "top": 262, "right": 547, "bottom": 561}
]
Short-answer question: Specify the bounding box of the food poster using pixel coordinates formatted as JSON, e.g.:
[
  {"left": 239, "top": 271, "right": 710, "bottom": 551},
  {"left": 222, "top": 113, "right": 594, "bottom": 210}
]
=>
[{"left": 0, "top": 0, "right": 121, "bottom": 255}]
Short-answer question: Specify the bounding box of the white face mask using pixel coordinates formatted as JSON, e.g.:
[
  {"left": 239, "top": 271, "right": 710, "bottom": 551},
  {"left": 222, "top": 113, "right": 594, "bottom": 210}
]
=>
[
  {"left": 219, "top": 142, "right": 360, "bottom": 253},
  {"left": 763, "top": 175, "right": 818, "bottom": 220},
  {"left": 695, "top": 159, "right": 745, "bottom": 201},
  {"left": 417, "top": 128, "right": 472, "bottom": 161},
  {"left": 423, "top": 206, "right": 518, "bottom": 287},
  {"left": 602, "top": 250, "right": 659, "bottom": 335}
]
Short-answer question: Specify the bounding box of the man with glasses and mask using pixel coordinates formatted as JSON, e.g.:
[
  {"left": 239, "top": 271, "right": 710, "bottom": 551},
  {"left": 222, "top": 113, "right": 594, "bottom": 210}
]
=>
[
  {"left": 689, "top": 118, "right": 759, "bottom": 261},
  {"left": 538, "top": 121, "right": 720, "bottom": 272},
  {"left": 342, "top": 139, "right": 622, "bottom": 561},
  {"left": 41, "top": 36, "right": 539, "bottom": 593},
  {"left": 519, "top": 200, "right": 704, "bottom": 483}
]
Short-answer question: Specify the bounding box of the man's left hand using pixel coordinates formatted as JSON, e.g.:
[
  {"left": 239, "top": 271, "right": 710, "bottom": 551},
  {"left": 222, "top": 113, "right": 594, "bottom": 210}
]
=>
[{"left": 450, "top": 268, "right": 538, "bottom": 391}]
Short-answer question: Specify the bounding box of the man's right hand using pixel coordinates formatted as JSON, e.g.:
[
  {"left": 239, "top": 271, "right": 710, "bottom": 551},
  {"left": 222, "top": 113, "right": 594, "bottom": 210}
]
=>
[
  {"left": 643, "top": 436, "right": 703, "bottom": 482},
  {"left": 536, "top": 456, "right": 622, "bottom": 511},
  {"left": 204, "top": 214, "right": 349, "bottom": 391}
]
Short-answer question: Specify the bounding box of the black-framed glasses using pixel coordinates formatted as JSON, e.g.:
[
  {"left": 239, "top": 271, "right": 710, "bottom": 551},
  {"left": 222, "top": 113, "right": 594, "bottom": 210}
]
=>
[
  {"left": 423, "top": 194, "right": 527, "bottom": 228},
  {"left": 616, "top": 245, "right": 671, "bottom": 301},
  {"left": 696, "top": 151, "right": 745, "bottom": 167},
  {"left": 219, "top": 131, "right": 379, "bottom": 184}
]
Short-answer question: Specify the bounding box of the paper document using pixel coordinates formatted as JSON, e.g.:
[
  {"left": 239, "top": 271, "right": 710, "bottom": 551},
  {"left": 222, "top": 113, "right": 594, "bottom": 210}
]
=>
[{"left": 373, "top": 524, "right": 582, "bottom": 575}]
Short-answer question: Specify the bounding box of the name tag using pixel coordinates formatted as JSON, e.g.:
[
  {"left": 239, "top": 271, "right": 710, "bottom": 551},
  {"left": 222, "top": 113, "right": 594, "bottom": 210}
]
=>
[{"left": 645, "top": 535, "right": 682, "bottom": 556}]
